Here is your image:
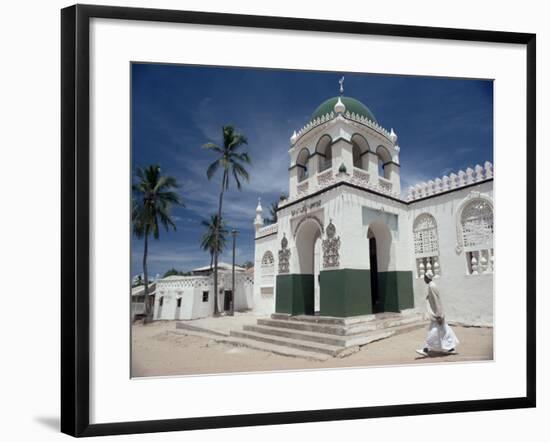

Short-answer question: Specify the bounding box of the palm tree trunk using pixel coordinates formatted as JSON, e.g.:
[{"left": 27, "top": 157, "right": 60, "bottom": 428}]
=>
[
  {"left": 142, "top": 230, "right": 152, "bottom": 323},
  {"left": 213, "top": 171, "right": 227, "bottom": 316}
]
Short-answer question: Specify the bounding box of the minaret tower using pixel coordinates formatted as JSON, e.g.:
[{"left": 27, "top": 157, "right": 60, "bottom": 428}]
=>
[{"left": 253, "top": 198, "right": 264, "bottom": 232}]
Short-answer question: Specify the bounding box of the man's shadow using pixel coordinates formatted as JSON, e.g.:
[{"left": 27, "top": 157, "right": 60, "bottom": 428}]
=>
[{"left": 414, "top": 351, "right": 458, "bottom": 360}]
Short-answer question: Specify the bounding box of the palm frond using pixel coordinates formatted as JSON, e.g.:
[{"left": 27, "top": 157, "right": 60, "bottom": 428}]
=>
[{"left": 206, "top": 159, "right": 220, "bottom": 180}]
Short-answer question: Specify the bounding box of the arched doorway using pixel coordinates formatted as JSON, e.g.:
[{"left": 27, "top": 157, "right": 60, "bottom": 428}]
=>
[
  {"left": 295, "top": 218, "right": 323, "bottom": 315},
  {"left": 367, "top": 222, "right": 392, "bottom": 313},
  {"left": 367, "top": 229, "right": 379, "bottom": 311}
]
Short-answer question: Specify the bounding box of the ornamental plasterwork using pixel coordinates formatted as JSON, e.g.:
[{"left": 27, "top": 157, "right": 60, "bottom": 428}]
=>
[
  {"left": 261, "top": 250, "right": 274, "bottom": 266},
  {"left": 278, "top": 234, "right": 291, "bottom": 274},
  {"left": 322, "top": 220, "right": 341, "bottom": 268}
]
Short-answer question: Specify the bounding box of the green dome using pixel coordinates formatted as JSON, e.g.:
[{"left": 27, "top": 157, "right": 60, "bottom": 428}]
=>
[{"left": 311, "top": 96, "right": 377, "bottom": 123}]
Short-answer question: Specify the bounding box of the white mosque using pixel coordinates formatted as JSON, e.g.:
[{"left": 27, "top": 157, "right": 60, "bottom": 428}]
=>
[
  {"left": 252, "top": 81, "right": 494, "bottom": 326},
  {"left": 148, "top": 81, "right": 493, "bottom": 328}
]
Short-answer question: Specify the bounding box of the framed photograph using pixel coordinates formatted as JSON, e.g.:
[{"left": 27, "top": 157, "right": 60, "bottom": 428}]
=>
[{"left": 61, "top": 4, "right": 536, "bottom": 437}]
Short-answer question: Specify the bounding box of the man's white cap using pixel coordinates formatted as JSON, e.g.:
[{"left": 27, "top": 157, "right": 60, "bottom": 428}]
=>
[{"left": 425, "top": 271, "right": 434, "bottom": 280}]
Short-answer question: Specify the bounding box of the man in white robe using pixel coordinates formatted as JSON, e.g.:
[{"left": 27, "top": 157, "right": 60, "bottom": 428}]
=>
[{"left": 416, "top": 271, "right": 459, "bottom": 356}]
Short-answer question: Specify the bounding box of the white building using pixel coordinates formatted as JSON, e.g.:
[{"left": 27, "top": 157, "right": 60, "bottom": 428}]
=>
[
  {"left": 253, "top": 91, "right": 494, "bottom": 326},
  {"left": 151, "top": 263, "right": 254, "bottom": 320}
]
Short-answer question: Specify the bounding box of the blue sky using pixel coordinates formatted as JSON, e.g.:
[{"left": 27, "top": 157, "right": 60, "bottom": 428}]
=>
[{"left": 131, "top": 63, "right": 493, "bottom": 278}]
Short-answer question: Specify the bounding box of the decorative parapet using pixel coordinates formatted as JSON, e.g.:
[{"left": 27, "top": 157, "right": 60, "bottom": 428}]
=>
[
  {"left": 296, "top": 180, "right": 309, "bottom": 197},
  {"left": 406, "top": 161, "right": 493, "bottom": 201},
  {"left": 378, "top": 176, "right": 393, "bottom": 193},
  {"left": 256, "top": 223, "right": 278, "bottom": 239},
  {"left": 288, "top": 168, "right": 399, "bottom": 204},
  {"left": 317, "top": 168, "right": 335, "bottom": 189},
  {"left": 289, "top": 110, "right": 393, "bottom": 147},
  {"left": 351, "top": 167, "right": 370, "bottom": 187}
]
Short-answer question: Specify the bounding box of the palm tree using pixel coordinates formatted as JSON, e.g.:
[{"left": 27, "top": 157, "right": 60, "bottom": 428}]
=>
[
  {"left": 132, "top": 165, "right": 183, "bottom": 323},
  {"left": 200, "top": 214, "right": 228, "bottom": 270},
  {"left": 265, "top": 193, "right": 288, "bottom": 224},
  {"left": 203, "top": 125, "right": 250, "bottom": 316}
]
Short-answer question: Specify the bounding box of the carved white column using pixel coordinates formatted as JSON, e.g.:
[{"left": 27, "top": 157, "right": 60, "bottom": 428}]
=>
[
  {"left": 366, "top": 151, "right": 379, "bottom": 182},
  {"left": 433, "top": 258, "right": 440, "bottom": 278},
  {"left": 480, "top": 253, "right": 488, "bottom": 273},
  {"left": 426, "top": 259, "right": 432, "bottom": 276},
  {"left": 471, "top": 254, "right": 478, "bottom": 275},
  {"left": 418, "top": 261, "right": 425, "bottom": 278}
]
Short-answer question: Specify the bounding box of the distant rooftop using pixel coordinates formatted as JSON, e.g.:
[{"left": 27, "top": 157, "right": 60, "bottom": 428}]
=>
[{"left": 192, "top": 262, "right": 246, "bottom": 273}]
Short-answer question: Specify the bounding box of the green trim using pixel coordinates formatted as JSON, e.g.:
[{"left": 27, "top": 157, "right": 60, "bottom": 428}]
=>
[
  {"left": 275, "top": 274, "right": 314, "bottom": 315},
  {"left": 319, "top": 269, "right": 372, "bottom": 317}
]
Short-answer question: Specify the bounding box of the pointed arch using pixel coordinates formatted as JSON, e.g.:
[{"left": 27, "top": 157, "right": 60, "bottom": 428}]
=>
[
  {"left": 351, "top": 133, "right": 370, "bottom": 169},
  {"left": 315, "top": 134, "right": 333, "bottom": 172},
  {"left": 376, "top": 145, "right": 392, "bottom": 179},
  {"left": 296, "top": 148, "right": 310, "bottom": 182}
]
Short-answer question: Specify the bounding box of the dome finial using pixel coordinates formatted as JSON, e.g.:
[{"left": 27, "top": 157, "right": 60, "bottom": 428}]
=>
[
  {"left": 338, "top": 76, "right": 345, "bottom": 96},
  {"left": 334, "top": 96, "right": 346, "bottom": 114}
]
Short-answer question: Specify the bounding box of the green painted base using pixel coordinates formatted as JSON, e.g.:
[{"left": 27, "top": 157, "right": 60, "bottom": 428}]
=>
[
  {"left": 275, "top": 274, "right": 314, "bottom": 315},
  {"left": 275, "top": 269, "right": 415, "bottom": 318},
  {"left": 377, "top": 271, "right": 415, "bottom": 312},
  {"left": 319, "top": 269, "right": 372, "bottom": 317}
]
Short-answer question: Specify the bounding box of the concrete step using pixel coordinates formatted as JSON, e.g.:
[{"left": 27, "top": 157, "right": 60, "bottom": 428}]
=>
[
  {"left": 244, "top": 323, "right": 415, "bottom": 348},
  {"left": 176, "top": 321, "right": 229, "bottom": 337},
  {"left": 230, "top": 329, "right": 345, "bottom": 356},
  {"left": 271, "top": 311, "right": 419, "bottom": 326},
  {"left": 260, "top": 313, "right": 424, "bottom": 336},
  {"left": 244, "top": 324, "right": 349, "bottom": 347},
  {"left": 172, "top": 329, "right": 329, "bottom": 361}
]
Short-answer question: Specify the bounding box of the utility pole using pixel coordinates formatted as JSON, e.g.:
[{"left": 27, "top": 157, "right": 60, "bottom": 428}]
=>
[{"left": 230, "top": 229, "right": 238, "bottom": 316}]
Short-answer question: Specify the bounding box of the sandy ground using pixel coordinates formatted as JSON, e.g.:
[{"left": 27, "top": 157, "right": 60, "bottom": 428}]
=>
[{"left": 131, "top": 321, "right": 493, "bottom": 377}]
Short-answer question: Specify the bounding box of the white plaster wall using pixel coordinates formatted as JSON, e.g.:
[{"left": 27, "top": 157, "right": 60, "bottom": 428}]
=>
[
  {"left": 271, "top": 179, "right": 493, "bottom": 325},
  {"left": 277, "top": 185, "right": 411, "bottom": 273},
  {"left": 407, "top": 181, "right": 494, "bottom": 325},
  {"left": 253, "top": 233, "right": 278, "bottom": 314},
  {"left": 154, "top": 277, "right": 214, "bottom": 320}
]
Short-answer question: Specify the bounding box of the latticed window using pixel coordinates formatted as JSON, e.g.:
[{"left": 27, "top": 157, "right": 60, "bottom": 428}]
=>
[
  {"left": 413, "top": 213, "right": 440, "bottom": 278},
  {"left": 460, "top": 199, "right": 494, "bottom": 275}
]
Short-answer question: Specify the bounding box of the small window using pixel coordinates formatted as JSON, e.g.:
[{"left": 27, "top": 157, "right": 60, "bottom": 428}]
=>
[
  {"left": 413, "top": 213, "right": 441, "bottom": 278},
  {"left": 176, "top": 298, "right": 182, "bottom": 308},
  {"left": 460, "top": 198, "right": 494, "bottom": 275},
  {"left": 158, "top": 296, "right": 164, "bottom": 307},
  {"left": 202, "top": 291, "right": 209, "bottom": 302}
]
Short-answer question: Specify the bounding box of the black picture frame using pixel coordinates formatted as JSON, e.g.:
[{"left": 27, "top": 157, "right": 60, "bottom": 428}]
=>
[{"left": 61, "top": 4, "right": 536, "bottom": 437}]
